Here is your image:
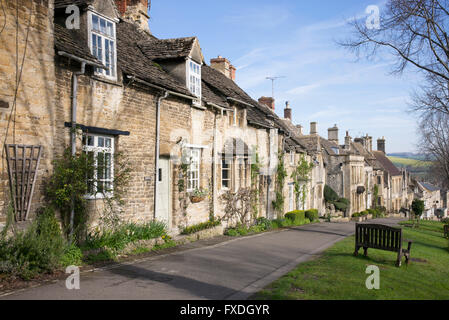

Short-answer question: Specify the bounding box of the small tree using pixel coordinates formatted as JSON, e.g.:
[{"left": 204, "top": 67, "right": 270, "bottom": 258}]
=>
[{"left": 412, "top": 199, "right": 425, "bottom": 228}]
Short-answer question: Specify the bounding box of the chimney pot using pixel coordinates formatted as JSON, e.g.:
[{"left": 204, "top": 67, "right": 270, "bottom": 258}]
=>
[{"left": 284, "top": 101, "right": 292, "bottom": 120}]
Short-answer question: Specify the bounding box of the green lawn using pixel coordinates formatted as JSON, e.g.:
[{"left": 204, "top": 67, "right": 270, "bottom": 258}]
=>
[{"left": 252, "top": 221, "right": 449, "bottom": 300}]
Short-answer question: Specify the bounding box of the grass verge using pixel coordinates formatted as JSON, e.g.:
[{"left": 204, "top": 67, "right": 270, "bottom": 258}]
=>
[{"left": 251, "top": 220, "right": 449, "bottom": 300}]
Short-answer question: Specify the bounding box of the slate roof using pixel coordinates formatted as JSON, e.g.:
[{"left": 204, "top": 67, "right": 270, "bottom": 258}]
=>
[
  {"left": 139, "top": 37, "right": 197, "bottom": 61},
  {"left": 53, "top": 11, "right": 305, "bottom": 142},
  {"left": 54, "top": 0, "right": 93, "bottom": 9},
  {"left": 420, "top": 182, "right": 440, "bottom": 192},
  {"left": 373, "top": 151, "right": 402, "bottom": 176},
  {"left": 54, "top": 23, "right": 103, "bottom": 66}
]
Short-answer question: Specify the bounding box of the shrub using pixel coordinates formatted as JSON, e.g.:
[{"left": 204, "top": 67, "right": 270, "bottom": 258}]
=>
[
  {"left": 333, "top": 200, "right": 349, "bottom": 212},
  {"left": 441, "top": 217, "right": 449, "bottom": 224},
  {"left": 0, "top": 207, "right": 66, "bottom": 279},
  {"left": 256, "top": 217, "right": 273, "bottom": 231},
  {"left": 60, "top": 243, "right": 83, "bottom": 267},
  {"left": 378, "top": 206, "right": 387, "bottom": 214},
  {"left": 225, "top": 228, "right": 239, "bottom": 237},
  {"left": 181, "top": 220, "right": 221, "bottom": 235},
  {"left": 324, "top": 185, "right": 339, "bottom": 203},
  {"left": 305, "top": 209, "right": 319, "bottom": 222},
  {"left": 84, "top": 220, "right": 167, "bottom": 252},
  {"left": 285, "top": 210, "right": 305, "bottom": 223}
]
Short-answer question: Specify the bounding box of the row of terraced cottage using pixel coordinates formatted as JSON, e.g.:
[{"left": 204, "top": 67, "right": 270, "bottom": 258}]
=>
[{"left": 0, "top": 0, "right": 428, "bottom": 234}]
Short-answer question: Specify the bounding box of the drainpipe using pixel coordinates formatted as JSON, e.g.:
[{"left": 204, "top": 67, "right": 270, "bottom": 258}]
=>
[
  {"left": 69, "top": 62, "right": 85, "bottom": 244},
  {"left": 154, "top": 91, "right": 169, "bottom": 220}
]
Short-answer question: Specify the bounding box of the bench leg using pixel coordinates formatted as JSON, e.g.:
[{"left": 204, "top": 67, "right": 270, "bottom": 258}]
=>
[
  {"left": 396, "top": 252, "right": 402, "bottom": 267},
  {"left": 354, "top": 245, "right": 360, "bottom": 256},
  {"left": 363, "top": 247, "right": 368, "bottom": 257}
]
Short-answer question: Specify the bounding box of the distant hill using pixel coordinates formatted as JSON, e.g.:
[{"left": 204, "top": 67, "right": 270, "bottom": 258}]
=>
[
  {"left": 387, "top": 155, "right": 432, "bottom": 180},
  {"left": 388, "top": 156, "right": 432, "bottom": 168},
  {"left": 387, "top": 153, "right": 430, "bottom": 161}
]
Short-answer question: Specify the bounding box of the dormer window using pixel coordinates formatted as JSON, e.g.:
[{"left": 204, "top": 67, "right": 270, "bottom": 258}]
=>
[
  {"left": 88, "top": 11, "right": 117, "bottom": 80},
  {"left": 187, "top": 59, "right": 201, "bottom": 98}
]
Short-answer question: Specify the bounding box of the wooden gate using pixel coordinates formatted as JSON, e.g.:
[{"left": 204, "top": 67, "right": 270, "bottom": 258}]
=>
[{"left": 4, "top": 144, "right": 42, "bottom": 221}]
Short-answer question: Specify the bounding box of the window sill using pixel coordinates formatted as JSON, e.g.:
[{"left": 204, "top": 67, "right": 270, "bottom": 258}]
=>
[
  {"left": 91, "top": 75, "right": 122, "bottom": 87},
  {"left": 84, "top": 193, "right": 113, "bottom": 200}
]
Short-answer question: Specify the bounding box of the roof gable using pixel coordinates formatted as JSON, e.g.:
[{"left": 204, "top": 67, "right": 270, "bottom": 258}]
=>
[
  {"left": 373, "top": 151, "right": 402, "bottom": 176},
  {"left": 138, "top": 37, "right": 203, "bottom": 63}
]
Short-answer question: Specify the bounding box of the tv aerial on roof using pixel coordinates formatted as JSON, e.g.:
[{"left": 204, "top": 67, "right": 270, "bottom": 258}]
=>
[{"left": 266, "top": 76, "right": 286, "bottom": 100}]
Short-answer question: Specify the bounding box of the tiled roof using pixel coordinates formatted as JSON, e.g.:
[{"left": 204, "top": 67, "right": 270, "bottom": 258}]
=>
[
  {"left": 54, "top": 0, "right": 93, "bottom": 9},
  {"left": 420, "top": 182, "right": 440, "bottom": 192},
  {"left": 116, "top": 22, "right": 193, "bottom": 96},
  {"left": 54, "top": 23, "right": 103, "bottom": 66},
  {"left": 139, "top": 37, "right": 197, "bottom": 61},
  {"left": 373, "top": 151, "right": 402, "bottom": 176}
]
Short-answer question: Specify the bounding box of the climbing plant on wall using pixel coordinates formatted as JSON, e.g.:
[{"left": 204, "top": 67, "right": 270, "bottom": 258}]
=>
[
  {"left": 272, "top": 151, "right": 287, "bottom": 218},
  {"left": 177, "top": 149, "right": 190, "bottom": 226},
  {"left": 373, "top": 184, "right": 379, "bottom": 208},
  {"left": 250, "top": 148, "right": 262, "bottom": 219},
  {"left": 291, "top": 154, "right": 314, "bottom": 210}
]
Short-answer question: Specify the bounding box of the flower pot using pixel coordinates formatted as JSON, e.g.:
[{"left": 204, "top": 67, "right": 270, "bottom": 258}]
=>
[{"left": 190, "top": 196, "right": 205, "bottom": 203}]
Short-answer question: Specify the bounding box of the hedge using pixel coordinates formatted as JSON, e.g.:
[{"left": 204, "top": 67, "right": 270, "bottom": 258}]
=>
[
  {"left": 181, "top": 220, "right": 221, "bottom": 235},
  {"left": 305, "top": 209, "right": 319, "bottom": 222},
  {"left": 285, "top": 210, "right": 306, "bottom": 222}
]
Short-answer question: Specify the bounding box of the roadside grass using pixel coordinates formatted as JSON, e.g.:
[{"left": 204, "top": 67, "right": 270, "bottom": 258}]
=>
[{"left": 252, "top": 220, "right": 449, "bottom": 300}]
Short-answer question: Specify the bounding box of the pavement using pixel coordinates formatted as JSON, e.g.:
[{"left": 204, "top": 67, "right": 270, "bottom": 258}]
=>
[{"left": 0, "top": 218, "right": 403, "bottom": 300}]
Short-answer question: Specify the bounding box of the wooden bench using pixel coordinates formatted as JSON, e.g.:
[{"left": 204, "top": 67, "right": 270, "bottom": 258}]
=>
[
  {"left": 354, "top": 224, "right": 413, "bottom": 267},
  {"left": 444, "top": 225, "right": 449, "bottom": 239}
]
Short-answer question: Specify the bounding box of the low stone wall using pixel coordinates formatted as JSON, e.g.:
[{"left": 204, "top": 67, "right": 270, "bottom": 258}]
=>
[{"left": 174, "top": 225, "right": 224, "bottom": 244}]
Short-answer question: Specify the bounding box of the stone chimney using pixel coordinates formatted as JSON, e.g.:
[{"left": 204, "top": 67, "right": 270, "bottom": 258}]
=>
[
  {"left": 345, "top": 131, "right": 352, "bottom": 150},
  {"left": 258, "top": 96, "right": 275, "bottom": 111},
  {"left": 310, "top": 122, "right": 318, "bottom": 135},
  {"left": 284, "top": 101, "right": 292, "bottom": 121},
  {"left": 210, "top": 56, "right": 236, "bottom": 81},
  {"left": 296, "top": 125, "right": 303, "bottom": 136},
  {"left": 328, "top": 124, "right": 339, "bottom": 145},
  {"left": 377, "top": 137, "right": 386, "bottom": 154},
  {"left": 116, "top": 0, "right": 151, "bottom": 33},
  {"left": 366, "top": 134, "right": 373, "bottom": 153}
]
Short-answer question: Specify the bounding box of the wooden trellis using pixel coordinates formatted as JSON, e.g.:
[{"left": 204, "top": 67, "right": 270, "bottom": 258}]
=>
[{"left": 4, "top": 144, "right": 42, "bottom": 221}]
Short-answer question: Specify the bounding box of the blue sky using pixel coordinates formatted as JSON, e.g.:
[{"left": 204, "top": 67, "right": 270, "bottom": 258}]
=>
[{"left": 150, "top": 0, "right": 423, "bottom": 153}]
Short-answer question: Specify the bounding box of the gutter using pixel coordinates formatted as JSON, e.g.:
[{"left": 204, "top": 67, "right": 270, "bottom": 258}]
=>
[
  {"left": 126, "top": 75, "right": 195, "bottom": 101},
  {"left": 226, "top": 97, "right": 254, "bottom": 108},
  {"left": 58, "top": 51, "right": 106, "bottom": 70}
]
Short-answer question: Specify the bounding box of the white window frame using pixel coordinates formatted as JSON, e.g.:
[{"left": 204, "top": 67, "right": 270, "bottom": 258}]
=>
[
  {"left": 88, "top": 11, "right": 117, "bottom": 80},
  {"left": 187, "top": 148, "right": 201, "bottom": 192},
  {"left": 83, "top": 134, "right": 115, "bottom": 199},
  {"left": 221, "top": 158, "right": 232, "bottom": 191},
  {"left": 186, "top": 58, "right": 202, "bottom": 99},
  {"left": 290, "top": 150, "right": 295, "bottom": 165}
]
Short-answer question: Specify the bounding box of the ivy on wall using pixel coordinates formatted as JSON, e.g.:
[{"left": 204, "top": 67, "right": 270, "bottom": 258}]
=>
[
  {"left": 272, "top": 151, "right": 287, "bottom": 218},
  {"left": 291, "top": 154, "right": 314, "bottom": 210}
]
